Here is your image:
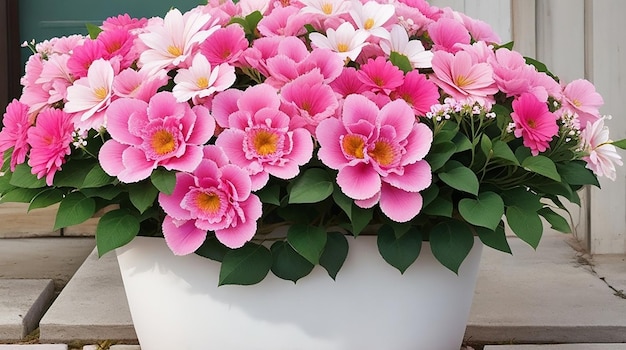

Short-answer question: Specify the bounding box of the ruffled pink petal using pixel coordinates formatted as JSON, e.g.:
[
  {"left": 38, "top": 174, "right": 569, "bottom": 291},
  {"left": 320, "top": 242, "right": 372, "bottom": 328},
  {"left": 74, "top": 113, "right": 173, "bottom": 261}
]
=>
[
  {"left": 158, "top": 174, "right": 196, "bottom": 220},
  {"left": 211, "top": 89, "right": 243, "bottom": 128},
  {"left": 163, "top": 216, "right": 208, "bottom": 255},
  {"left": 186, "top": 105, "right": 215, "bottom": 145},
  {"left": 355, "top": 192, "right": 381, "bottom": 209},
  {"left": 342, "top": 94, "right": 379, "bottom": 126},
  {"left": 378, "top": 99, "right": 415, "bottom": 141},
  {"left": 336, "top": 163, "right": 381, "bottom": 200},
  {"left": 379, "top": 183, "right": 423, "bottom": 222},
  {"left": 250, "top": 171, "right": 270, "bottom": 192},
  {"left": 238, "top": 84, "right": 280, "bottom": 115},
  {"left": 105, "top": 98, "right": 147, "bottom": 145},
  {"left": 316, "top": 118, "right": 349, "bottom": 169},
  {"left": 220, "top": 164, "right": 252, "bottom": 202},
  {"left": 118, "top": 147, "right": 155, "bottom": 183},
  {"left": 161, "top": 145, "right": 204, "bottom": 172},
  {"left": 384, "top": 160, "right": 432, "bottom": 192},
  {"left": 99, "top": 140, "right": 128, "bottom": 177},
  {"left": 214, "top": 130, "right": 254, "bottom": 168},
  {"left": 215, "top": 196, "right": 262, "bottom": 249},
  {"left": 266, "top": 161, "right": 300, "bottom": 179},
  {"left": 288, "top": 128, "right": 314, "bottom": 164},
  {"left": 402, "top": 123, "right": 433, "bottom": 164}
]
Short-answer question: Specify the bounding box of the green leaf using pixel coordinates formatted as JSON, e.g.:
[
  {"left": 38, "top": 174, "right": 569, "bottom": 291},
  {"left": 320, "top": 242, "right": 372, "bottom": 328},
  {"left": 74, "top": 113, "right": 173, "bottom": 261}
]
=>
[
  {"left": 377, "top": 224, "right": 422, "bottom": 274},
  {"left": 150, "top": 168, "right": 176, "bottom": 195},
  {"left": 492, "top": 140, "right": 520, "bottom": 165},
  {"left": 502, "top": 188, "right": 543, "bottom": 211},
  {"left": 332, "top": 184, "right": 352, "bottom": 217},
  {"left": 0, "top": 188, "right": 43, "bottom": 203},
  {"left": 270, "top": 241, "right": 315, "bottom": 283},
  {"left": 458, "top": 191, "right": 504, "bottom": 231},
  {"left": 476, "top": 224, "right": 511, "bottom": 254},
  {"left": 82, "top": 164, "right": 114, "bottom": 188},
  {"left": 426, "top": 141, "right": 456, "bottom": 171},
  {"left": 219, "top": 243, "right": 272, "bottom": 286},
  {"left": 256, "top": 183, "right": 281, "bottom": 206},
  {"left": 29, "top": 189, "right": 64, "bottom": 211},
  {"left": 52, "top": 159, "right": 93, "bottom": 188},
  {"left": 496, "top": 41, "right": 515, "bottom": 50},
  {"left": 81, "top": 186, "right": 124, "bottom": 200},
  {"left": 522, "top": 156, "right": 561, "bottom": 182},
  {"left": 85, "top": 23, "right": 103, "bottom": 39},
  {"left": 480, "top": 135, "right": 493, "bottom": 158},
  {"left": 54, "top": 192, "right": 96, "bottom": 230},
  {"left": 506, "top": 206, "right": 543, "bottom": 249},
  {"left": 129, "top": 181, "right": 159, "bottom": 214},
  {"left": 245, "top": 10, "right": 263, "bottom": 33},
  {"left": 429, "top": 220, "right": 475, "bottom": 274},
  {"left": 514, "top": 146, "right": 532, "bottom": 164},
  {"left": 538, "top": 207, "right": 572, "bottom": 233},
  {"left": 289, "top": 168, "right": 333, "bottom": 204},
  {"left": 287, "top": 224, "right": 327, "bottom": 265},
  {"left": 422, "top": 196, "right": 453, "bottom": 217},
  {"left": 452, "top": 133, "right": 472, "bottom": 153},
  {"left": 350, "top": 205, "right": 373, "bottom": 236},
  {"left": 438, "top": 161, "right": 479, "bottom": 195},
  {"left": 525, "top": 56, "right": 558, "bottom": 80},
  {"left": 9, "top": 163, "right": 46, "bottom": 188},
  {"left": 319, "top": 232, "right": 349, "bottom": 280},
  {"left": 420, "top": 184, "right": 439, "bottom": 208},
  {"left": 195, "top": 236, "right": 229, "bottom": 262},
  {"left": 389, "top": 52, "right": 413, "bottom": 73},
  {"left": 96, "top": 209, "right": 140, "bottom": 257},
  {"left": 612, "top": 139, "right": 626, "bottom": 150},
  {"left": 0, "top": 170, "right": 16, "bottom": 194},
  {"left": 556, "top": 161, "right": 600, "bottom": 187}
]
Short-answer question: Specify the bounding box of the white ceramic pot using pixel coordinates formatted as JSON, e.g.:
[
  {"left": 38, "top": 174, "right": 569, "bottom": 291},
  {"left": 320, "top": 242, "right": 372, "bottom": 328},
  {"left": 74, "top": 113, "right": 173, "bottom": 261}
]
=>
[{"left": 116, "top": 235, "right": 482, "bottom": 350}]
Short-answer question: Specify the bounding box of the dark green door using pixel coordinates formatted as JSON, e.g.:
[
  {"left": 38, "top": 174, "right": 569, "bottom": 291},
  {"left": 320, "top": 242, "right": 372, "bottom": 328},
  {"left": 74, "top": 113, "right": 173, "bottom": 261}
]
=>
[{"left": 19, "top": 0, "right": 203, "bottom": 68}]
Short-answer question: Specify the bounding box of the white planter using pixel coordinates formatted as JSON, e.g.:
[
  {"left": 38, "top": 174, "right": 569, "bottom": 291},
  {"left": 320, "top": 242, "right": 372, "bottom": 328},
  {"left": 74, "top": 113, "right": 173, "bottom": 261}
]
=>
[{"left": 116, "top": 235, "right": 482, "bottom": 350}]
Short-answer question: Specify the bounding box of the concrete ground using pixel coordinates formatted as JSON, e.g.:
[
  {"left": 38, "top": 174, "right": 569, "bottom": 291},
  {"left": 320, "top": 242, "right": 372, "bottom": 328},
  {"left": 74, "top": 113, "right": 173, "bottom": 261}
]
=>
[{"left": 1, "top": 231, "right": 626, "bottom": 349}]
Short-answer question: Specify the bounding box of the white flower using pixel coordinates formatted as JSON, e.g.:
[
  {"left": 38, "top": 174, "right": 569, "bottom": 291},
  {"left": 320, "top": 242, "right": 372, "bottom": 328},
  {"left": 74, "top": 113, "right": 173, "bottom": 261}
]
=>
[
  {"left": 349, "top": 0, "right": 395, "bottom": 39},
  {"left": 380, "top": 25, "right": 433, "bottom": 69},
  {"left": 299, "top": 0, "right": 351, "bottom": 16},
  {"left": 309, "top": 22, "right": 370, "bottom": 61},
  {"left": 580, "top": 117, "right": 623, "bottom": 180},
  {"left": 173, "top": 54, "right": 236, "bottom": 104}
]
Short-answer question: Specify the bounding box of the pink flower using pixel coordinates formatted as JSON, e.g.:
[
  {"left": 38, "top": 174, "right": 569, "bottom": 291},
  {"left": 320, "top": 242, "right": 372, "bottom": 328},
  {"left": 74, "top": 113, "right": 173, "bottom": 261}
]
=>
[
  {"left": 26, "top": 108, "right": 74, "bottom": 186},
  {"left": 560, "top": 79, "right": 604, "bottom": 129},
  {"left": 428, "top": 17, "right": 470, "bottom": 53},
  {"left": 0, "top": 100, "right": 32, "bottom": 171},
  {"left": 67, "top": 39, "right": 109, "bottom": 78},
  {"left": 159, "top": 145, "right": 262, "bottom": 253},
  {"left": 316, "top": 94, "right": 433, "bottom": 222},
  {"left": 97, "top": 28, "right": 139, "bottom": 70},
  {"left": 579, "top": 118, "right": 623, "bottom": 181},
  {"left": 357, "top": 57, "right": 405, "bottom": 94},
  {"left": 172, "top": 53, "right": 236, "bottom": 104},
  {"left": 330, "top": 67, "right": 369, "bottom": 98},
  {"left": 101, "top": 14, "right": 148, "bottom": 32},
  {"left": 199, "top": 25, "right": 249, "bottom": 66},
  {"left": 511, "top": 93, "right": 559, "bottom": 156},
  {"left": 99, "top": 91, "right": 215, "bottom": 183},
  {"left": 257, "top": 5, "right": 308, "bottom": 37},
  {"left": 214, "top": 84, "right": 314, "bottom": 190},
  {"left": 390, "top": 70, "right": 440, "bottom": 116},
  {"left": 429, "top": 50, "right": 498, "bottom": 106},
  {"left": 280, "top": 71, "right": 339, "bottom": 133},
  {"left": 112, "top": 68, "right": 169, "bottom": 102}
]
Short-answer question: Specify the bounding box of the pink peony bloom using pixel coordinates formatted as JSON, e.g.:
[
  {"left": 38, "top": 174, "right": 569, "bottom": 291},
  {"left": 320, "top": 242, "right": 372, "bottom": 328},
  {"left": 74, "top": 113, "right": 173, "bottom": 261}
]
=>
[
  {"left": 159, "top": 145, "right": 263, "bottom": 253},
  {"left": 579, "top": 118, "right": 623, "bottom": 181},
  {"left": 26, "top": 108, "right": 75, "bottom": 186},
  {"left": 316, "top": 94, "right": 433, "bottom": 222},
  {"left": 0, "top": 100, "right": 32, "bottom": 171},
  {"left": 257, "top": 5, "right": 309, "bottom": 37},
  {"left": 390, "top": 70, "right": 440, "bottom": 116},
  {"left": 428, "top": 17, "right": 470, "bottom": 53},
  {"left": 560, "top": 79, "right": 604, "bottom": 130},
  {"left": 429, "top": 49, "right": 498, "bottom": 106},
  {"left": 511, "top": 93, "right": 559, "bottom": 156},
  {"left": 172, "top": 53, "right": 236, "bottom": 104},
  {"left": 280, "top": 71, "right": 339, "bottom": 133},
  {"left": 239, "top": 36, "right": 282, "bottom": 77},
  {"left": 99, "top": 91, "right": 215, "bottom": 183},
  {"left": 199, "top": 25, "right": 249, "bottom": 66},
  {"left": 214, "top": 84, "right": 314, "bottom": 190},
  {"left": 357, "top": 56, "right": 404, "bottom": 95}
]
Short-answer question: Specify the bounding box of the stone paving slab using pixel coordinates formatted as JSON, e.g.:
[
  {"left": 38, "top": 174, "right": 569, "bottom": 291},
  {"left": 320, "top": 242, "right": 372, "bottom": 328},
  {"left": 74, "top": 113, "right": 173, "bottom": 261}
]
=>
[
  {"left": 467, "top": 232, "right": 626, "bottom": 344},
  {"left": 485, "top": 345, "right": 626, "bottom": 349},
  {"left": 0, "top": 346, "right": 67, "bottom": 350},
  {"left": 0, "top": 238, "right": 95, "bottom": 292},
  {"left": 0, "top": 280, "right": 54, "bottom": 341},
  {"left": 83, "top": 346, "right": 139, "bottom": 350},
  {"left": 38, "top": 249, "right": 136, "bottom": 343}
]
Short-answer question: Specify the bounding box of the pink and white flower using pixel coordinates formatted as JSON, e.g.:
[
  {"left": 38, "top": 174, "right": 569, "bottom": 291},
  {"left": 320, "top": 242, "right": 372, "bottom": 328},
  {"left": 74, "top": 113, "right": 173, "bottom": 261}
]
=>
[
  {"left": 579, "top": 117, "right": 623, "bottom": 180},
  {"left": 159, "top": 145, "right": 262, "bottom": 253},
  {"left": 560, "top": 79, "right": 604, "bottom": 130},
  {"left": 316, "top": 94, "right": 433, "bottom": 222},
  {"left": 380, "top": 24, "right": 433, "bottom": 69},
  {"left": 349, "top": 1, "right": 396, "bottom": 39},
  {"left": 309, "top": 22, "right": 370, "bottom": 61},
  {"left": 172, "top": 53, "right": 236, "bottom": 104}
]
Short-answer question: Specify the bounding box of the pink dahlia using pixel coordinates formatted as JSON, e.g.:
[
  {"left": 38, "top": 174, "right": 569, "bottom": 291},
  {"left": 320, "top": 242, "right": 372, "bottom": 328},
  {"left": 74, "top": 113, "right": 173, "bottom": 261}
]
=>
[
  {"left": 26, "top": 108, "right": 74, "bottom": 185},
  {"left": 99, "top": 91, "right": 215, "bottom": 183},
  {"left": 0, "top": 100, "right": 32, "bottom": 171},
  {"left": 159, "top": 146, "right": 263, "bottom": 253},
  {"left": 511, "top": 93, "right": 559, "bottom": 156},
  {"left": 214, "top": 84, "right": 314, "bottom": 190},
  {"left": 316, "top": 94, "right": 433, "bottom": 222}
]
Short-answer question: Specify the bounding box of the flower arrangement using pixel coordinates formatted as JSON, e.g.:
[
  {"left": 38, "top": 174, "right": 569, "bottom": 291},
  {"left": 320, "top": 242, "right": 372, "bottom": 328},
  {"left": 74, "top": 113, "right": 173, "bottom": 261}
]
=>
[{"left": 1, "top": 0, "right": 624, "bottom": 285}]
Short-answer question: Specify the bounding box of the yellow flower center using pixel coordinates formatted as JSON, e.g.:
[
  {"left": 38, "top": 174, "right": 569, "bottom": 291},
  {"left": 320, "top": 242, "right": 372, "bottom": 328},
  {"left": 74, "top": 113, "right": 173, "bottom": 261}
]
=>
[
  {"left": 342, "top": 135, "right": 365, "bottom": 159},
  {"left": 196, "top": 77, "right": 209, "bottom": 89},
  {"left": 321, "top": 2, "right": 333, "bottom": 15},
  {"left": 93, "top": 87, "right": 108, "bottom": 100},
  {"left": 337, "top": 43, "right": 349, "bottom": 53},
  {"left": 454, "top": 75, "right": 473, "bottom": 88},
  {"left": 253, "top": 130, "right": 279, "bottom": 156},
  {"left": 196, "top": 192, "right": 221, "bottom": 214},
  {"left": 364, "top": 18, "right": 375, "bottom": 30},
  {"left": 368, "top": 140, "right": 395, "bottom": 166},
  {"left": 151, "top": 129, "right": 176, "bottom": 155},
  {"left": 167, "top": 45, "right": 183, "bottom": 57},
  {"left": 572, "top": 99, "right": 582, "bottom": 107}
]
